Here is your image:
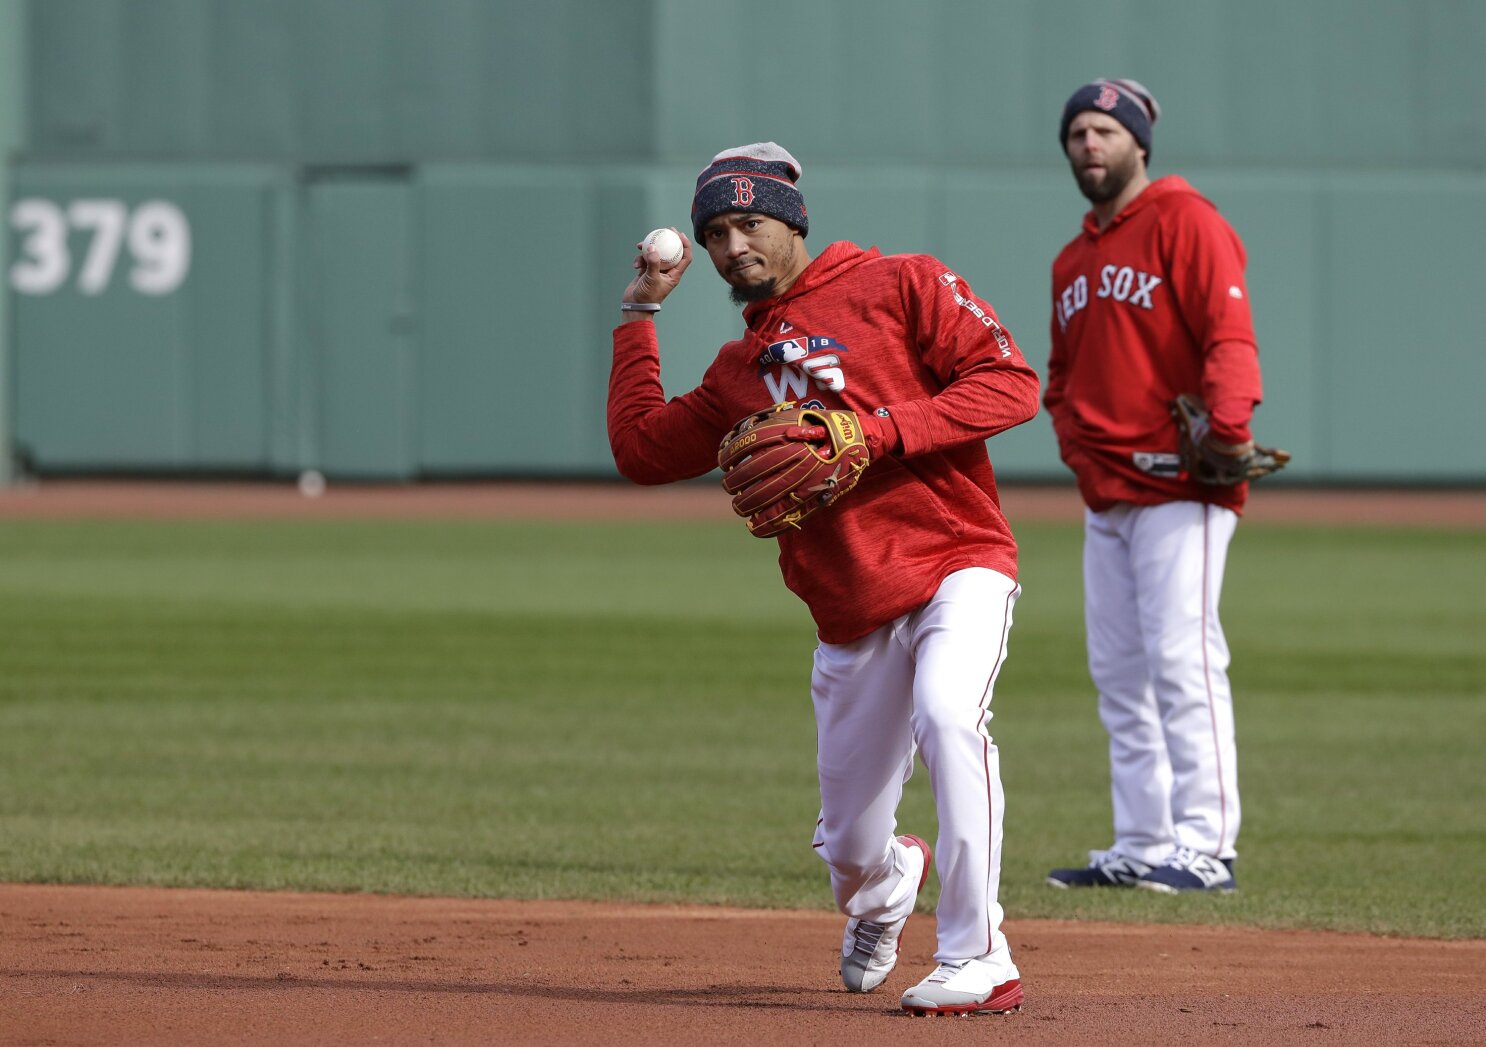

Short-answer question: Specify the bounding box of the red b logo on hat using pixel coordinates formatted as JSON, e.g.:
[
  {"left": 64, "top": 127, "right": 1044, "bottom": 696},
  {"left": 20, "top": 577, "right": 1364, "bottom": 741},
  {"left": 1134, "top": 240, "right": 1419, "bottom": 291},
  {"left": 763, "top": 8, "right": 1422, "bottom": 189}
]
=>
[
  {"left": 730, "top": 177, "right": 755, "bottom": 206},
  {"left": 1095, "top": 85, "right": 1120, "bottom": 111}
]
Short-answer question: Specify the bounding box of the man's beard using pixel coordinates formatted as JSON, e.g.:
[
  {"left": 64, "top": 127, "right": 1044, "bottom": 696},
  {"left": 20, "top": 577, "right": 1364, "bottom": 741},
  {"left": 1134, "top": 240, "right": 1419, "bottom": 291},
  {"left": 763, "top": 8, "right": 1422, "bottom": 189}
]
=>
[
  {"left": 729, "top": 276, "right": 779, "bottom": 306},
  {"left": 724, "top": 238, "right": 794, "bottom": 305},
  {"left": 1075, "top": 152, "right": 1139, "bottom": 204}
]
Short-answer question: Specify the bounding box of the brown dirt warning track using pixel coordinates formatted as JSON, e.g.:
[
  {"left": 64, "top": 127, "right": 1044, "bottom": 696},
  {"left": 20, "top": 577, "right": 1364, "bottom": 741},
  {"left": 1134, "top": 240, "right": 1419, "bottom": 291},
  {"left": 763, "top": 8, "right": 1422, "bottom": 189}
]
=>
[
  {"left": 2, "top": 480, "right": 1483, "bottom": 1046},
  {"left": 0, "top": 477, "right": 1484, "bottom": 527}
]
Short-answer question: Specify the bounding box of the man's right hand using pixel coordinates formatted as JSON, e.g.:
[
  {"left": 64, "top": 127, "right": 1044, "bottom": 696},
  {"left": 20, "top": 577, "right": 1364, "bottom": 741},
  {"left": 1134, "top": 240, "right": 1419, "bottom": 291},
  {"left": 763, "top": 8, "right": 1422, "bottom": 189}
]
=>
[{"left": 620, "top": 227, "right": 694, "bottom": 320}]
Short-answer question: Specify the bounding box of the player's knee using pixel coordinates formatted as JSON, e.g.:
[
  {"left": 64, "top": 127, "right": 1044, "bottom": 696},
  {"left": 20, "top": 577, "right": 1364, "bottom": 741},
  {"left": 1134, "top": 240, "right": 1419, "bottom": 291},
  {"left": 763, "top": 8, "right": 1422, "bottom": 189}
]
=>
[
  {"left": 827, "top": 842, "right": 890, "bottom": 883},
  {"left": 911, "top": 695, "right": 987, "bottom": 744}
]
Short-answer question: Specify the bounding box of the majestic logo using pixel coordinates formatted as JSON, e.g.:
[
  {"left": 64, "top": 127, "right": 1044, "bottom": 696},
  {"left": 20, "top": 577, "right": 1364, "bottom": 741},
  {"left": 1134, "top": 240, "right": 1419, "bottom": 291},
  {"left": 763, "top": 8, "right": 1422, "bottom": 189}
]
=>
[
  {"left": 1095, "top": 84, "right": 1120, "bottom": 111},
  {"left": 757, "top": 334, "right": 850, "bottom": 402},
  {"left": 730, "top": 177, "right": 755, "bottom": 206}
]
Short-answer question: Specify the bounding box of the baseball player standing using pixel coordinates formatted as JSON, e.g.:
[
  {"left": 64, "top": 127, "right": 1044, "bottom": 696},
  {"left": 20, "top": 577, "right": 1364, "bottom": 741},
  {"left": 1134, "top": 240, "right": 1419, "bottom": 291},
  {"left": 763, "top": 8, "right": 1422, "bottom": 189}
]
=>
[
  {"left": 608, "top": 143, "right": 1041, "bottom": 1015},
  {"left": 1043, "top": 80, "right": 1268, "bottom": 893}
]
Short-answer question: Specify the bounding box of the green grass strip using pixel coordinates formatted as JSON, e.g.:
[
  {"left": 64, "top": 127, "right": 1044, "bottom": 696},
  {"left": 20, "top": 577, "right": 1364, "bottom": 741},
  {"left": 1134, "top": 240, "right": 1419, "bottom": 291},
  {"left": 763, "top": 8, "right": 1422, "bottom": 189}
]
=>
[{"left": 0, "top": 517, "right": 1481, "bottom": 937}]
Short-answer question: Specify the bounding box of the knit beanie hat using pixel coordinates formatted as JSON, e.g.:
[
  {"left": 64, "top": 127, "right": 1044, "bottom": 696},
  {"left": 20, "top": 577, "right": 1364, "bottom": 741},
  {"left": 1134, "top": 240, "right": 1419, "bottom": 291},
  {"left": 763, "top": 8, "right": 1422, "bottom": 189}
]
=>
[
  {"left": 1059, "top": 79, "right": 1161, "bottom": 159},
  {"left": 691, "top": 142, "right": 808, "bottom": 242}
]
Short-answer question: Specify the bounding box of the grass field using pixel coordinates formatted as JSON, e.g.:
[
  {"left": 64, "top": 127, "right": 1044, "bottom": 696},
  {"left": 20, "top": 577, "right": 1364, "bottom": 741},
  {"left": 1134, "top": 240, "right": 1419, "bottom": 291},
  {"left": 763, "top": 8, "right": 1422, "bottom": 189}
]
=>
[{"left": 0, "top": 515, "right": 1482, "bottom": 938}]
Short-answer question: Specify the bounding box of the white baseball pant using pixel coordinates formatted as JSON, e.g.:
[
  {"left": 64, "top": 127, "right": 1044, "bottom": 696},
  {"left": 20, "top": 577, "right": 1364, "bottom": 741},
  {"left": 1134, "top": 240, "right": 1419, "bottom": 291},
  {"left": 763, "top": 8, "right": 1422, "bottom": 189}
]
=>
[
  {"left": 810, "top": 567, "right": 1020, "bottom": 971},
  {"left": 1083, "top": 500, "right": 1241, "bottom": 863}
]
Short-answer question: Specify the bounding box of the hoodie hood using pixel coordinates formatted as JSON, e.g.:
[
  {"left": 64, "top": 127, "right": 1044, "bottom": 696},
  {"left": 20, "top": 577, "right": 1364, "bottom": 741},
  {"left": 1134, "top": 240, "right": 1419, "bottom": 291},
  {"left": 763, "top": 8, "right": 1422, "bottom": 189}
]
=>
[
  {"left": 1082, "top": 175, "right": 1203, "bottom": 237},
  {"left": 741, "top": 241, "right": 880, "bottom": 328}
]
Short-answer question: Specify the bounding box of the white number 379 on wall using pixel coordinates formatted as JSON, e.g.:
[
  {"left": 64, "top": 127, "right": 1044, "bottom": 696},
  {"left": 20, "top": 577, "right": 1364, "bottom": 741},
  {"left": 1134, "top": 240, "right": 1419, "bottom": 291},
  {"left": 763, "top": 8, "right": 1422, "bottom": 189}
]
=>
[{"left": 9, "top": 198, "right": 191, "bottom": 297}]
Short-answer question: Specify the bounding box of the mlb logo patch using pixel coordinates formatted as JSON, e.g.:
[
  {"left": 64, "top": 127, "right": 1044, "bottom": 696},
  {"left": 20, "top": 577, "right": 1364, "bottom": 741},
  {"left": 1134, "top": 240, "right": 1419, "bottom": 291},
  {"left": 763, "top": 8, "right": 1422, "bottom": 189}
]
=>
[
  {"left": 759, "top": 338, "right": 808, "bottom": 365},
  {"left": 1095, "top": 84, "right": 1120, "bottom": 110}
]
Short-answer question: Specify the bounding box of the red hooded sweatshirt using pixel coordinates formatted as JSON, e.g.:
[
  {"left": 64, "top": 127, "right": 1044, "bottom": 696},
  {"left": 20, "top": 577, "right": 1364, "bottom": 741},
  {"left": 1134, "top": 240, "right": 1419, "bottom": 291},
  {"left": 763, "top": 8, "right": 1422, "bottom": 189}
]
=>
[
  {"left": 1045, "top": 176, "right": 1264, "bottom": 513},
  {"left": 609, "top": 241, "right": 1041, "bottom": 643}
]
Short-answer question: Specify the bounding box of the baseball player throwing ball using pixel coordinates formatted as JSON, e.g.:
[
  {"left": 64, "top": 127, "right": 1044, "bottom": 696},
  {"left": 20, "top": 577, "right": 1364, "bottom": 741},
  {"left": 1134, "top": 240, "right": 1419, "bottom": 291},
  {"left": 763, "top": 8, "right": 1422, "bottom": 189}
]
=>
[
  {"left": 608, "top": 143, "right": 1040, "bottom": 1016},
  {"left": 1044, "top": 80, "right": 1285, "bottom": 893}
]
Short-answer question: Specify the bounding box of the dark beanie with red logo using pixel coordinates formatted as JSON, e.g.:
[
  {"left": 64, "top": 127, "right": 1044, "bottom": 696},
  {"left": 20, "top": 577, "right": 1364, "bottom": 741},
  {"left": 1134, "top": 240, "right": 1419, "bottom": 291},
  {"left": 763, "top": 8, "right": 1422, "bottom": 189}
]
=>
[
  {"left": 691, "top": 142, "right": 809, "bottom": 242},
  {"left": 1059, "top": 79, "right": 1162, "bottom": 159}
]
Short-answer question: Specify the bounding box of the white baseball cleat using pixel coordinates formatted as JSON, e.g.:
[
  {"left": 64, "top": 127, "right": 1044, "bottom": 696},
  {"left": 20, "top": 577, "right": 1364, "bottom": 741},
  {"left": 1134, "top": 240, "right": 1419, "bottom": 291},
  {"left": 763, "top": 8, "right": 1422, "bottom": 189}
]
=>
[
  {"left": 839, "top": 834, "right": 932, "bottom": 993},
  {"left": 900, "top": 956, "right": 1025, "bottom": 1016}
]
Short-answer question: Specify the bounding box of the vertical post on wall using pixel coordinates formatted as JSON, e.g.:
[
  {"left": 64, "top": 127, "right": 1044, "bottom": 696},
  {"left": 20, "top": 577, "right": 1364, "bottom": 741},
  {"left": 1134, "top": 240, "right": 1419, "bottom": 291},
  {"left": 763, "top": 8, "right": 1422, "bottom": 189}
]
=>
[{"left": 0, "top": 0, "right": 26, "bottom": 487}]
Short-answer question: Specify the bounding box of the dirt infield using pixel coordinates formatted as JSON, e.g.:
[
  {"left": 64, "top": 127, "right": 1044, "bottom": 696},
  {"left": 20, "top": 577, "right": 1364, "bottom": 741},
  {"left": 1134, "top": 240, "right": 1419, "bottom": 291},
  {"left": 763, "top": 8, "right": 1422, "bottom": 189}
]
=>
[
  {"left": 3, "top": 480, "right": 1484, "bottom": 1045},
  {"left": 4, "top": 885, "right": 1485, "bottom": 1047}
]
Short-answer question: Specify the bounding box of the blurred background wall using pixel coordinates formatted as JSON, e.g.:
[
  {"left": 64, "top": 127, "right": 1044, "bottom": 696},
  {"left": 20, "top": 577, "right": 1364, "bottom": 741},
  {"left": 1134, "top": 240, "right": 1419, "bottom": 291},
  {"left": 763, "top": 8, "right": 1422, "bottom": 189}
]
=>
[{"left": 3, "top": 0, "right": 1483, "bottom": 484}]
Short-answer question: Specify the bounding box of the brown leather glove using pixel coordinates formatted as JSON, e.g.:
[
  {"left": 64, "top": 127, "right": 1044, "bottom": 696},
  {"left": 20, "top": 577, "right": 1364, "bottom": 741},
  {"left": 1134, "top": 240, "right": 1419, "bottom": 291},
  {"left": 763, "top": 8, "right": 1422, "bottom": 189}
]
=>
[
  {"left": 717, "top": 402, "right": 873, "bottom": 537},
  {"left": 1172, "top": 393, "right": 1291, "bottom": 485}
]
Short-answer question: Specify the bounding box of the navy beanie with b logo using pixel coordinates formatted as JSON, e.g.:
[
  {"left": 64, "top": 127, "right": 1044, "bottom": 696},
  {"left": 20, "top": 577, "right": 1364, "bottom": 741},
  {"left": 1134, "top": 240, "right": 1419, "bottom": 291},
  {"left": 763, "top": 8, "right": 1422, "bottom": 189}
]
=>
[
  {"left": 691, "top": 142, "right": 809, "bottom": 242},
  {"left": 1059, "top": 79, "right": 1162, "bottom": 159}
]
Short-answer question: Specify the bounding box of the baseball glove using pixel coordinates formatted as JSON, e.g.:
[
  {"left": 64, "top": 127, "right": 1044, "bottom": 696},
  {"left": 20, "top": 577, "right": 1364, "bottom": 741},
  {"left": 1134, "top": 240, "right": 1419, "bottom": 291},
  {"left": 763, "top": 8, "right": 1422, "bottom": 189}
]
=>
[
  {"left": 1172, "top": 393, "right": 1291, "bottom": 486},
  {"left": 717, "top": 402, "right": 872, "bottom": 538}
]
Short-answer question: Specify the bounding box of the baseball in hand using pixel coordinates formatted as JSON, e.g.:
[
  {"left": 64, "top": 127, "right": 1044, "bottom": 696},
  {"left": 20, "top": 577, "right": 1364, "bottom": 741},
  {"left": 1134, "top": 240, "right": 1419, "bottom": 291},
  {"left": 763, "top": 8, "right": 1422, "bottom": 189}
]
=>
[{"left": 643, "top": 227, "right": 684, "bottom": 267}]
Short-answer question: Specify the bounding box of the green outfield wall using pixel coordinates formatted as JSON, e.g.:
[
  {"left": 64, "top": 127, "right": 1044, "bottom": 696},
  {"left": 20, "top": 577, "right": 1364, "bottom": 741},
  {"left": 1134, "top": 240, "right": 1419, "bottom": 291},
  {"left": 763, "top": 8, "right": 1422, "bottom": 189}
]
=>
[
  {"left": 0, "top": 0, "right": 24, "bottom": 485},
  {"left": 5, "top": 0, "right": 1484, "bottom": 483}
]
